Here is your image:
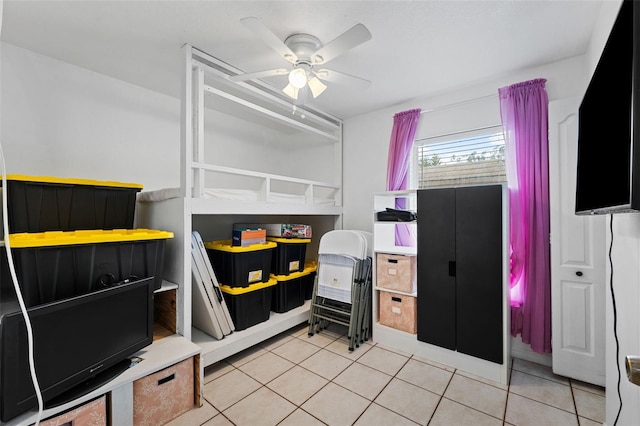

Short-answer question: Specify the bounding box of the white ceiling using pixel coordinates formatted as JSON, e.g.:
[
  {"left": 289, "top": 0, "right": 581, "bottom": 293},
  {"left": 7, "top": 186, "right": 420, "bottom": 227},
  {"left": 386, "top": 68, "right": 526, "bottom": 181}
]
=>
[{"left": 0, "top": 0, "right": 605, "bottom": 120}]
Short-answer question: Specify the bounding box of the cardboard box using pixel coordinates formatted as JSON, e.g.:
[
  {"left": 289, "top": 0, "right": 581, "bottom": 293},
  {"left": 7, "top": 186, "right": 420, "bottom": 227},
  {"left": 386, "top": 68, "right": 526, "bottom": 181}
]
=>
[
  {"left": 379, "top": 290, "right": 417, "bottom": 334},
  {"left": 232, "top": 227, "right": 267, "bottom": 247},
  {"left": 376, "top": 253, "right": 417, "bottom": 294},
  {"left": 133, "top": 357, "right": 195, "bottom": 426},
  {"left": 265, "top": 223, "right": 312, "bottom": 238}
]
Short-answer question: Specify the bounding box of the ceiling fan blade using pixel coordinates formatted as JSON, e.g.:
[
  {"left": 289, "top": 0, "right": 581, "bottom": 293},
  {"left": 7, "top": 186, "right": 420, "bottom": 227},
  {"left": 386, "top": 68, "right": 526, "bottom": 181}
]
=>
[
  {"left": 241, "top": 17, "right": 298, "bottom": 63},
  {"left": 315, "top": 69, "right": 371, "bottom": 90},
  {"left": 229, "top": 68, "right": 289, "bottom": 82},
  {"left": 311, "top": 23, "right": 372, "bottom": 65}
]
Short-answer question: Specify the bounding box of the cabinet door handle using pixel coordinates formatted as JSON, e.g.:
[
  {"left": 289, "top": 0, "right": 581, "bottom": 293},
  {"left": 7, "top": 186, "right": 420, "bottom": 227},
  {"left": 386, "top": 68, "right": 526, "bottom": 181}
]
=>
[
  {"left": 449, "top": 261, "right": 456, "bottom": 277},
  {"left": 576, "top": 271, "right": 583, "bottom": 277},
  {"left": 158, "top": 373, "right": 175, "bottom": 386}
]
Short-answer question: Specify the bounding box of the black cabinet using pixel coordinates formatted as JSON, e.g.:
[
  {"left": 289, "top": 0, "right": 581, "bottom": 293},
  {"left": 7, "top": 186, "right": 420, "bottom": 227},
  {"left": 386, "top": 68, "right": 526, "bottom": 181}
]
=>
[{"left": 416, "top": 184, "right": 504, "bottom": 364}]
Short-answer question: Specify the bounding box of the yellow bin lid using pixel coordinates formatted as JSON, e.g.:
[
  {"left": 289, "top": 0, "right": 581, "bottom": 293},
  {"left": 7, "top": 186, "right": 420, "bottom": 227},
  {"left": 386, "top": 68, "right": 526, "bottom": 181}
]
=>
[
  {"left": 204, "top": 239, "right": 276, "bottom": 253},
  {"left": 1, "top": 174, "right": 143, "bottom": 189},
  {"left": 272, "top": 266, "right": 316, "bottom": 281},
  {"left": 7, "top": 229, "right": 174, "bottom": 248},
  {"left": 220, "top": 278, "right": 277, "bottom": 295},
  {"left": 267, "top": 237, "right": 311, "bottom": 244}
]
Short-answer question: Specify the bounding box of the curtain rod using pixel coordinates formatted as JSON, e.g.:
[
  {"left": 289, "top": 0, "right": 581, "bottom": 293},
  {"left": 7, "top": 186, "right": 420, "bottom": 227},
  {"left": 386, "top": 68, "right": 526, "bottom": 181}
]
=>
[{"left": 419, "top": 93, "right": 498, "bottom": 114}]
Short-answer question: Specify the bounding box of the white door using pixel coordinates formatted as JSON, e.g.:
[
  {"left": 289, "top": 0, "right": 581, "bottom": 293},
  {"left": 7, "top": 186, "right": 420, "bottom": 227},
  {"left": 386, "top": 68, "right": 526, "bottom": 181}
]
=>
[{"left": 549, "top": 97, "right": 606, "bottom": 386}]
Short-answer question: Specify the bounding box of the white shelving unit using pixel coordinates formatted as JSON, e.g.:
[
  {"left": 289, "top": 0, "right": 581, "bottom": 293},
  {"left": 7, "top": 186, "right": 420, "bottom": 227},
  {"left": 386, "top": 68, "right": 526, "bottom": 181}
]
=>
[
  {"left": 136, "top": 45, "right": 344, "bottom": 374},
  {"left": 371, "top": 189, "right": 510, "bottom": 386}
]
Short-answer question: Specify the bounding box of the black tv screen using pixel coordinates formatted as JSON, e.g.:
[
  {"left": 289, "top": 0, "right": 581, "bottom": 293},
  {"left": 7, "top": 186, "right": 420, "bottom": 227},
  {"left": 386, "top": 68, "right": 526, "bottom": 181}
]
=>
[
  {"left": 575, "top": 0, "right": 640, "bottom": 215},
  {"left": 0, "top": 277, "right": 154, "bottom": 422}
]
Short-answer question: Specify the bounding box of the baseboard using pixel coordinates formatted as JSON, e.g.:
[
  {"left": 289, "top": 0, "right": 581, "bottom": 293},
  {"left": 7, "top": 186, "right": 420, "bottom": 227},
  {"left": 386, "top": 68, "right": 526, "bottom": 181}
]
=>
[{"left": 510, "top": 336, "right": 552, "bottom": 367}]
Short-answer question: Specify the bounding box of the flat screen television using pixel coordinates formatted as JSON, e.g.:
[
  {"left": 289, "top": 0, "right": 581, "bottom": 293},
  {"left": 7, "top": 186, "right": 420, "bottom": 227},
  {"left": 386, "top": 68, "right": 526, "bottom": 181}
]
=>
[
  {"left": 575, "top": 0, "right": 640, "bottom": 215},
  {"left": 0, "top": 276, "right": 154, "bottom": 422}
]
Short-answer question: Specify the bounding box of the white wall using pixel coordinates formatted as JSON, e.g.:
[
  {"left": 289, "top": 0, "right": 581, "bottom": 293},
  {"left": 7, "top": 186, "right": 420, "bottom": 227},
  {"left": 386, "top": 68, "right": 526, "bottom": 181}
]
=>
[{"left": 1, "top": 42, "right": 181, "bottom": 191}]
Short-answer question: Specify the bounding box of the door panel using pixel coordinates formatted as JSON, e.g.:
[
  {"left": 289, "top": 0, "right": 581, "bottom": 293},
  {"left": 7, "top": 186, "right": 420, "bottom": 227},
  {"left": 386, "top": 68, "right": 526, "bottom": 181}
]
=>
[
  {"left": 417, "top": 188, "right": 456, "bottom": 349},
  {"left": 456, "top": 185, "right": 503, "bottom": 364},
  {"left": 549, "top": 98, "right": 605, "bottom": 386}
]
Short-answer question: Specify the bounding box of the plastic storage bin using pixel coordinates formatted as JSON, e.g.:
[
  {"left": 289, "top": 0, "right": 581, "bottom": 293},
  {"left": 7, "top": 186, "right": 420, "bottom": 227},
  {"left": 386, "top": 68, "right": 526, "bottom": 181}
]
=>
[
  {"left": 376, "top": 253, "right": 417, "bottom": 294},
  {"left": 267, "top": 237, "right": 310, "bottom": 276},
  {"left": 271, "top": 267, "right": 316, "bottom": 313},
  {"left": 205, "top": 240, "right": 276, "bottom": 286},
  {"left": 0, "top": 175, "right": 143, "bottom": 233},
  {"left": 0, "top": 229, "right": 173, "bottom": 307},
  {"left": 220, "top": 278, "right": 277, "bottom": 331},
  {"left": 378, "top": 290, "right": 417, "bottom": 334}
]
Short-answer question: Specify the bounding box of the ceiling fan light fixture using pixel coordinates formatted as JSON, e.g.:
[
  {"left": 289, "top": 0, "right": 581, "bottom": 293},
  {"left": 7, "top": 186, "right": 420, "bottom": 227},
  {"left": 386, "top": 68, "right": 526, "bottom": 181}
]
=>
[
  {"left": 288, "top": 67, "right": 308, "bottom": 89},
  {"left": 308, "top": 76, "right": 327, "bottom": 98},
  {"left": 282, "top": 83, "right": 299, "bottom": 99}
]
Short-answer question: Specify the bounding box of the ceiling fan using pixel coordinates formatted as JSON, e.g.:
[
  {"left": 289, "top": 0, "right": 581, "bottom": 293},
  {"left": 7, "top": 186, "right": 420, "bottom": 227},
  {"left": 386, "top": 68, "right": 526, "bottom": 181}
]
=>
[{"left": 230, "top": 17, "right": 372, "bottom": 101}]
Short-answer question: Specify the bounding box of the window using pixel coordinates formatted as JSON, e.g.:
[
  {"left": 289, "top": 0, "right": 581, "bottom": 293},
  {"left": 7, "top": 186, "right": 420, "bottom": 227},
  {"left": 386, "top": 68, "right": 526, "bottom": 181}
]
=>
[{"left": 413, "top": 126, "right": 506, "bottom": 189}]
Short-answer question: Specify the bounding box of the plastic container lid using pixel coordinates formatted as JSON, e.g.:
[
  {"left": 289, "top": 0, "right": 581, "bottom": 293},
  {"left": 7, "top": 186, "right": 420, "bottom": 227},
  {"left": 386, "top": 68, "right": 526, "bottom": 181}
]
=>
[
  {"left": 0, "top": 174, "right": 143, "bottom": 189},
  {"left": 205, "top": 239, "right": 276, "bottom": 253},
  {"left": 267, "top": 237, "right": 311, "bottom": 244},
  {"left": 271, "top": 267, "right": 316, "bottom": 281},
  {"left": 7, "top": 229, "right": 174, "bottom": 248},
  {"left": 219, "top": 277, "right": 277, "bottom": 294}
]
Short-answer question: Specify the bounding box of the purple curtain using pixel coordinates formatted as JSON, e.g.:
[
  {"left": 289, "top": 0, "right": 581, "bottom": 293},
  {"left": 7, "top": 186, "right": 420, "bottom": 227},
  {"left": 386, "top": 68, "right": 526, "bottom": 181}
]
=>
[
  {"left": 498, "top": 78, "right": 551, "bottom": 354},
  {"left": 386, "top": 109, "right": 421, "bottom": 246}
]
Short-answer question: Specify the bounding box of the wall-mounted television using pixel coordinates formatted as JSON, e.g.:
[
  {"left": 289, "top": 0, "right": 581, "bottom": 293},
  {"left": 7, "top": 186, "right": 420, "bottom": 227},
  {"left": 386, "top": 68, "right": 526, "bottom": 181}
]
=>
[
  {"left": 575, "top": 0, "right": 640, "bottom": 215},
  {"left": 0, "top": 276, "right": 154, "bottom": 422}
]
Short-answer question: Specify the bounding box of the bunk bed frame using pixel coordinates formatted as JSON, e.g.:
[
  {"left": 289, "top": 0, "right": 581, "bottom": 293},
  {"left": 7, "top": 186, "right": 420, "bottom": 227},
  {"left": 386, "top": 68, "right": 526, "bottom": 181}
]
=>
[{"left": 136, "top": 44, "right": 344, "bottom": 368}]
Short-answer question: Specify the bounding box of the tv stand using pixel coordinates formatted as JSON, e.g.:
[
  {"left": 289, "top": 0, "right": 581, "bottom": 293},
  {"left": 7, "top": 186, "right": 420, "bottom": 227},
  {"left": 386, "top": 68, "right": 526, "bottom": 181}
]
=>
[{"left": 45, "top": 358, "right": 131, "bottom": 409}]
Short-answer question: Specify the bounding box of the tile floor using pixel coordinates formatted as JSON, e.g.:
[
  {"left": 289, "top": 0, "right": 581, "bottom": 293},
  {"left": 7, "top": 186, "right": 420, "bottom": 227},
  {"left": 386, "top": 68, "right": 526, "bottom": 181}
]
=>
[{"left": 167, "top": 323, "right": 606, "bottom": 426}]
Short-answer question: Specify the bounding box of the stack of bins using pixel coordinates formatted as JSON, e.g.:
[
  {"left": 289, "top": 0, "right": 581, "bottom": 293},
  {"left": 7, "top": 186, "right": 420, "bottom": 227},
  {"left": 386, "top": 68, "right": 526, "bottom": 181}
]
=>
[
  {"left": 0, "top": 175, "right": 174, "bottom": 308},
  {"left": 204, "top": 239, "right": 277, "bottom": 330},
  {"left": 268, "top": 237, "right": 314, "bottom": 313}
]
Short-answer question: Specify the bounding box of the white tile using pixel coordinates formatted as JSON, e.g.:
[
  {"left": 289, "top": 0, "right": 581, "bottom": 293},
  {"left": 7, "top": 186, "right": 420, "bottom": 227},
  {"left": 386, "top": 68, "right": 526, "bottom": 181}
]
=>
[
  {"left": 443, "top": 374, "right": 507, "bottom": 419},
  {"left": 299, "top": 348, "right": 353, "bottom": 380},
  {"left": 259, "top": 332, "right": 294, "bottom": 351},
  {"left": 579, "top": 416, "right": 602, "bottom": 426},
  {"left": 509, "top": 370, "right": 575, "bottom": 413},
  {"left": 333, "top": 362, "right": 393, "bottom": 400},
  {"left": 325, "top": 337, "right": 373, "bottom": 361},
  {"left": 357, "top": 346, "right": 409, "bottom": 376},
  {"left": 396, "top": 358, "right": 453, "bottom": 395},
  {"left": 237, "top": 351, "right": 295, "bottom": 384},
  {"left": 410, "top": 354, "right": 456, "bottom": 373},
  {"left": 165, "top": 400, "right": 218, "bottom": 426},
  {"left": 374, "top": 378, "right": 440, "bottom": 424},
  {"left": 430, "top": 398, "right": 502, "bottom": 426},
  {"left": 505, "top": 393, "right": 578, "bottom": 426},
  {"left": 203, "top": 361, "right": 235, "bottom": 384},
  {"left": 278, "top": 408, "right": 326, "bottom": 426},
  {"left": 571, "top": 379, "right": 606, "bottom": 397},
  {"left": 301, "top": 330, "right": 341, "bottom": 348},
  {"left": 202, "top": 413, "right": 235, "bottom": 426},
  {"left": 225, "top": 345, "right": 268, "bottom": 367},
  {"left": 222, "top": 386, "right": 296, "bottom": 426},
  {"left": 512, "top": 358, "right": 569, "bottom": 385},
  {"left": 271, "top": 336, "right": 320, "bottom": 364},
  {"left": 573, "top": 388, "right": 605, "bottom": 424},
  {"left": 302, "top": 382, "right": 370, "bottom": 426},
  {"left": 203, "top": 369, "right": 261, "bottom": 411},
  {"left": 455, "top": 368, "right": 508, "bottom": 390},
  {"left": 353, "top": 402, "right": 419, "bottom": 426},
  {"left": 267, "top": 365, "right": 329, "bottom": 406}
]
